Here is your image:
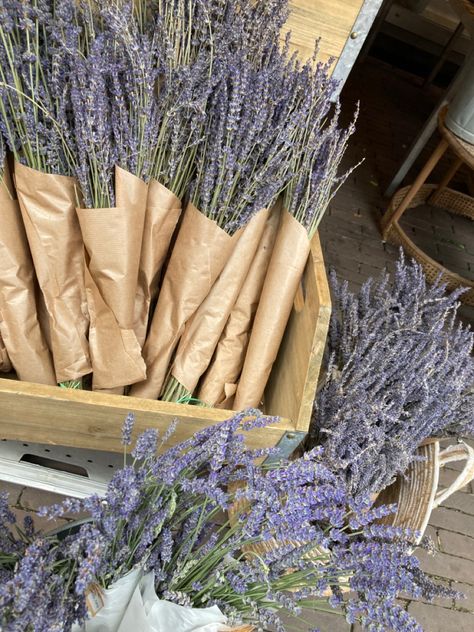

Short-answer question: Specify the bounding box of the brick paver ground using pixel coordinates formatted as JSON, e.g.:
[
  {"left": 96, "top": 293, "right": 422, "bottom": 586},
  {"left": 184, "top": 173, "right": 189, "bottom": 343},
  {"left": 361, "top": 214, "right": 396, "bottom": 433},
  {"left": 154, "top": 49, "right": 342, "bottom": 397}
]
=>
[{"left": 2, "top": 58, "right": 473, "bottom": 631}]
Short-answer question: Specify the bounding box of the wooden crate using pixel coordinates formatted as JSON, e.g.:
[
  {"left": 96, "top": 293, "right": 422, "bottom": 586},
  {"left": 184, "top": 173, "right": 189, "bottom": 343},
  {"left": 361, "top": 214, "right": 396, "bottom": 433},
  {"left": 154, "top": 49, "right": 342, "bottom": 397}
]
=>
[
  {"left": 0, "top": 233, "right": 330, "bottom": 453},
  {"left": 286, "top": 0, "right": 366, "bottom": 65}
]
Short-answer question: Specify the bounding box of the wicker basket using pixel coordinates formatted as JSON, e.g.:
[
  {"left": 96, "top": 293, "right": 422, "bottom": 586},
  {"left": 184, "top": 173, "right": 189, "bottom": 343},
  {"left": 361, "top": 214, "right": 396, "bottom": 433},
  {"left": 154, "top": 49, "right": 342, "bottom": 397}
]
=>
[
  {"left": 375, "top": 440, "right": 474, "bottom": 542},
  {"left": 384, "top": 184, "right": 474, "bottom": 305},
  {"left": 229, "top": 439, "right": 474, "bottom": 592}
]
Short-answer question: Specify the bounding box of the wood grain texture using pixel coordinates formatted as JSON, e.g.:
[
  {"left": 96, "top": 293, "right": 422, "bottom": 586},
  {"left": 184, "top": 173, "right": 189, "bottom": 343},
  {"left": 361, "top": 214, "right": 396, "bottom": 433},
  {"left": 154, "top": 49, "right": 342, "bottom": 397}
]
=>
[
  {"left": 0, "top": 379, "right": 290, "bottom": 453},
  {"left": 286, "top": 0, "right": 365, "bottom": 64},
  {"left": 264, "top": 232, "right": 331, "bottom": 431}
]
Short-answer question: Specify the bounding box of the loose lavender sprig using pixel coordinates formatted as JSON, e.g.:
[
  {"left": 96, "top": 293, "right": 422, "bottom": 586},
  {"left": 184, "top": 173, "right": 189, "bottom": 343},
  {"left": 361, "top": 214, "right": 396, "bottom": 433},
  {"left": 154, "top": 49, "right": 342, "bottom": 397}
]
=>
[{"left": 310, "top": 252, "right": 474, "bottom": 498}]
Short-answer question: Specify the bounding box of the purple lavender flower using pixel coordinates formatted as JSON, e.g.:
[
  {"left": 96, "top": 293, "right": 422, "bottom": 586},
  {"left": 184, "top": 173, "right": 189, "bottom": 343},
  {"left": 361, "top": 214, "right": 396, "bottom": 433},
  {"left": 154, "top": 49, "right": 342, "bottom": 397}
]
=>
[
  {"left": 0, "top": 0, "right": 73, "bottom": 175},
  {"left": 310, "top": 252, "right": 474, "bottom": 498},
  {"left": 121, "top": 412, "right": 135, "bottom": 446}
]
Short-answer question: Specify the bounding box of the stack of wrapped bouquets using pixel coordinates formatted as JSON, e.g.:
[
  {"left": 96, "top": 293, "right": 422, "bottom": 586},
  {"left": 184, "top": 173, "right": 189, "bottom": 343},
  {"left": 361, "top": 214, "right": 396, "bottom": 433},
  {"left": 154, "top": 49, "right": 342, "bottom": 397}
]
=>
[{"left": 0, "top": 0, "right": 356, "bottom": 405}]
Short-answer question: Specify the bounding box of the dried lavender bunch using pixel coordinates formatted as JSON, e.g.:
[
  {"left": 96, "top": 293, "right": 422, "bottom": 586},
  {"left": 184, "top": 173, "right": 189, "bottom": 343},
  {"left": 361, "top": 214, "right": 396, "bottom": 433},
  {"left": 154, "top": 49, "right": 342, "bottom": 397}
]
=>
[
  {"left": 311, "top": 253, "right": 474, "bottom": 498},
  {"left": 282, "top": 46, "right": 358, "bottom": 237},
  {"left": 156, "top": 0, "right": 290, "bottom": 74},
  {"left": 98, "top": 0, "right": 161, "bottom": 182},
  {"left": 0, "top": 413, "right": 452, "bottom": 631},
  {"left": 149, "top": 50, "right": 216, "bottom": 198},
  {"left": 0, "top": 0, "right": 73, "bottom": 175},
  {"left": 190, "top": 42, "right": 316, "bottom": 234},
  {"left": 68, "top": 31, "right": 117, "bottom": 208}
]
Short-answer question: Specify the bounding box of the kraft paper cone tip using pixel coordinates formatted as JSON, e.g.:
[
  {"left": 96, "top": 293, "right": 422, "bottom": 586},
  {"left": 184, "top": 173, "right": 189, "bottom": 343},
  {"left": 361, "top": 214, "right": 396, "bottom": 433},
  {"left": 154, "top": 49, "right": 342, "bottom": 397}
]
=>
[
  {"left": 135, "top": 203, "right": 240, "bottom": 398},
  {"left": 133, "top": 181, "right": 182, "bottom": 347},
  {"left": 15, "top": 162, "right": 91, "bottom": 381},
  {"left": 197, "top": 205, "right": 282, "bottom": 408},
  {"left": 233, "top": 210, "right": 310, "bottom": 410},
  {"left": 85, "top": 265, "right": 146, "bottom": 389},
  {"left": 0, "top": 192, "right": 57, "bottom": 385},
  {"left": 77, "top": 166, "right": 147, "bottom": 330},
  {"left": 171, "top": 208, "right": 269, "bottom": 393}
]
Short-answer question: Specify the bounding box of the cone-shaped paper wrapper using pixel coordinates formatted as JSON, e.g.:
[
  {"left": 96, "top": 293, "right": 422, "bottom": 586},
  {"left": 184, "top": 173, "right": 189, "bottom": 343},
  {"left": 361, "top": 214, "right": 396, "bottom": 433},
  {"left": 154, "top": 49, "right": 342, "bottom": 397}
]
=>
[
  {"left": 0, "top": 166, "right": 56, "bottom": 384},
  {"left": 233, "top": 210, "right": 310, "bottom": 410},
  {"left": 198, "top": 205, "right": 281, "bottom": 407},
  {"left": 171, "top": 208, "right": 268, "bottom": 393},
  {"left": 130, "top": 203, "right": 240, "bottom": 400},
  {"left": 0, "top": 330, "right": 12, "bottom": 373},
  {"left": 134, "top": 179, "right": 181, "bottom": 347},
  {"left": 77, "top": 166, "right": 147, "bottom": 389},
  {"left": 14, "top": 162, "right": 91, "bottom": 382}
]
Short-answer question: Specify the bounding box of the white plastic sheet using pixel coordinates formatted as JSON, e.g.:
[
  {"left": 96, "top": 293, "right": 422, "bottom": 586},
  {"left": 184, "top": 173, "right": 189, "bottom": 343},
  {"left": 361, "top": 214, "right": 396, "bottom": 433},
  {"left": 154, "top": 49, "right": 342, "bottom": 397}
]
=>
[{"left": 72, "top": 568, "right": 231, "bottom": 632}]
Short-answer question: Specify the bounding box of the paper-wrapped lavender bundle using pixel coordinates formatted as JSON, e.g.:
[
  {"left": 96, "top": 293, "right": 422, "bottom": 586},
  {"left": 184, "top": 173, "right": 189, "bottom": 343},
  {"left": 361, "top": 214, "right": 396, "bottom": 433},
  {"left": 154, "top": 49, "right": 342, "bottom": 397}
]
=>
[
  {"left": 0, "top": 1, "right": 90, "bottom": 385},
  {"left": 234, "top": 94, "right": 358, "bottom": 411},
  {"left": 0, "top": 141, "right": 55, "bottom": 384}
]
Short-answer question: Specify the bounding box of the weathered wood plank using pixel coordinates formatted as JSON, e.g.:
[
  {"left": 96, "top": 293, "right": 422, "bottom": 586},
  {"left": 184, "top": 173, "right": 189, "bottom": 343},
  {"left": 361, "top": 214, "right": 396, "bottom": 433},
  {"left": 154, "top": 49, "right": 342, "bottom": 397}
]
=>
[
  {"left": 0, "top": 379, "right": 291, "bottom": 453},
  {"left": 264, "top": 232, "right": 331, "bottom": 431},
  {"left": 286, "top": 0, "right": 365, "bottom": 64}
]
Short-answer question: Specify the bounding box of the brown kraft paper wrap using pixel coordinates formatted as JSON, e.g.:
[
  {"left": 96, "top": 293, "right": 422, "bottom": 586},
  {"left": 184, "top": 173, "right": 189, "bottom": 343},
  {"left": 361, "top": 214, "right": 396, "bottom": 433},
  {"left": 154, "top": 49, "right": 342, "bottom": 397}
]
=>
[
  {"left": 130, "top": 203, "right": 241, "bottom": 400},
  {"left": 134, "top": 179, "right": 182, "bottom": 347},
  {"left": 198, "top": 204, "right": 281, "bottom": 407},
  {"left": 0, "top": 329, "right": 12, "bottom": 373},
  {"left": 0, "top": 164, "right": 56, "bottom": 384},
  {"left": 233, "top": 210, "right": 310, "bottom": 410},
  {"left": 14, "top": 161, "right": 91, "bottom": 382},
  {"left": 76, "top": 165, "right": 147, "bottom": 390},
  {"left": 171, "top": 207, "right": 269, "bottom": 393}
]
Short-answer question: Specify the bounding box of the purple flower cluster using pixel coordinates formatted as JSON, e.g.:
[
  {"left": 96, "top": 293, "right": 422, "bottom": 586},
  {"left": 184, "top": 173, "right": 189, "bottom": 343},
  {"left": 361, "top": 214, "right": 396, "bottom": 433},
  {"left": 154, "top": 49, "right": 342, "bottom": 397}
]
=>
[
  {"left": 1, "top": 412, "right": 461, "bottom": 631},
  {"left": 0, "top": 0, "right": 72, "bottom": 175},
  {"left": 285, "top": 98, "right": 359, "bottom": 238},
  {"left": 310, "top": 252, "right": 474, "bottom": 498}
]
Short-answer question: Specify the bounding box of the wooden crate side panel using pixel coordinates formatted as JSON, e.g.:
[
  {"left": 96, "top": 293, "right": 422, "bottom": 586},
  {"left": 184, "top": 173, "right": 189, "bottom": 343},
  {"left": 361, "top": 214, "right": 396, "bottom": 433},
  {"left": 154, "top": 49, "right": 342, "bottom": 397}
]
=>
[
  {"left": 286, "top": 0, "right": 364, "bottom": 64},
  {"left": 264, "top": 232, "right": 331, "bottom": 431},
  {"left": 0, "top": 379, "right": 291, "bottom": 453}
]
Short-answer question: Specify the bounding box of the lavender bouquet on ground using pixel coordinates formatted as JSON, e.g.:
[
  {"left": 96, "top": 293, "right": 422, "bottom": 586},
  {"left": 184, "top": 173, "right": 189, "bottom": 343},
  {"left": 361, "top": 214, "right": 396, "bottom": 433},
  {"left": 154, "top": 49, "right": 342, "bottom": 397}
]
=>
[
  {"left": 0, "top": 412, "right": 460, "bottom": 631},
  {"left": 233, "top": 66, "right": 357, "bottom": 411},
  {"left": 0, "top": 0, "right": 91, "bottom": 387},
  {"left": 310, "top": 253, "right": 474, "bottom": 499}
]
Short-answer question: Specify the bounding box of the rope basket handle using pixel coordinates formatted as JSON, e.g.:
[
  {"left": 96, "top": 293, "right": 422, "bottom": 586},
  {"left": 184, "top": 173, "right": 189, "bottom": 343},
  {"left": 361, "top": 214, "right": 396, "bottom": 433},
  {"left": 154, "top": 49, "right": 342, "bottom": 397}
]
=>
[{"left": 433, "top": 441, "right": 474, "bottom": 508}]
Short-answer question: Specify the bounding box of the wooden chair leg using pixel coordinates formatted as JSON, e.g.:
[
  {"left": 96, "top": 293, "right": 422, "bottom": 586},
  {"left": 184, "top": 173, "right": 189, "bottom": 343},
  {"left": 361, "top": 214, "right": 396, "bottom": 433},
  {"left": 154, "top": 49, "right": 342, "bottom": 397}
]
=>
[
  {"left": 381, "top": 138, "right": 449, "bottom": 239},
  {"left": 429, "top": 156, "right": 463, "bottom": 205}
]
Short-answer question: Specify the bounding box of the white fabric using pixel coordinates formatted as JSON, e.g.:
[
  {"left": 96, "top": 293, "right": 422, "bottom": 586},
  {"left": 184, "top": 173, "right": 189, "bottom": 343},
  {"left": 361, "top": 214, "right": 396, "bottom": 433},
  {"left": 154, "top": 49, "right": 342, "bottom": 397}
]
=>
[{"left": 72, "top": 568, "right": 230, "bottom": 632}]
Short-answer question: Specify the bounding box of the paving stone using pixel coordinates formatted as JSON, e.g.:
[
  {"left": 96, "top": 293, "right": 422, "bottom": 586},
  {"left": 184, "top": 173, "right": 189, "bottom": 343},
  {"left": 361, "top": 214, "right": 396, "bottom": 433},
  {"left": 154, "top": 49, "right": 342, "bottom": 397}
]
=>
[
  {"left": 20, "top": 486, "right": 71, "bottom": 512},
  {"left": 9, "top": 507, "right": 68, "bottom": 534},
  {"left": 407, "top": 602, "right": 474, "bottom": 632},
  {"left": 454, "top": 582, "right": 474, "bottom": 613},
  {"left": 415, "top": 548, "right": 474, "bottom": 584},
  {"left": 438, "top": 529, "right": 474, "bottom": 562},
  {"left": 0, "top": 481, "right": 25, "bottom": 505},
  {"left": 440, "top": 492, "right": 474, "bottom": 517},
  {"left": 295, "top": 609, "right": 350, "bottom": 632},
  {"left": 428, "top": 507, "right": 474, "bottom": 538},
  {"left": 438, "top": 468, "right": 472, "bottom": 493}
]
